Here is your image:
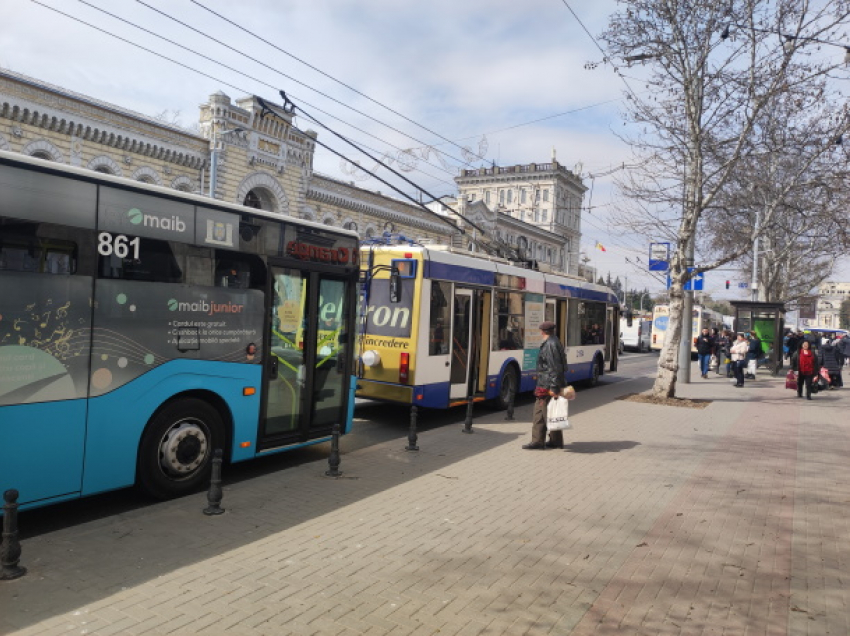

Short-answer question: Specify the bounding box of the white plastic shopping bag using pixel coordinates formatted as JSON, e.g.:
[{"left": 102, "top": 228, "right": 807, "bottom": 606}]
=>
[
  {"left": 746, "top": 359, "right": 757, "bottom": 376},
  {"left": 546, "top": 396, "right": 571, "bottom": 431}
]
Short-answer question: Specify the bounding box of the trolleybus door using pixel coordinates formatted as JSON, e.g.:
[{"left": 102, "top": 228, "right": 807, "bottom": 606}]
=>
[{"left": 450, "top": 289, "right": 473, "bottom": 400}]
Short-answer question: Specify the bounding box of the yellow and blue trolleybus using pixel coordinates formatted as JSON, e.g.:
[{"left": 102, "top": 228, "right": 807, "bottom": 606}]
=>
[{"left": 357, "top": 241, "right": 620, "bottom": 410}]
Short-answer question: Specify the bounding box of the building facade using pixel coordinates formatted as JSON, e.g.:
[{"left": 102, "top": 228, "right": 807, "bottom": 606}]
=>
[
  {"left": 0, "top": 69, "right": 584, "bottom": 273},
  {"left": 454, "top": 155, "right": 585, "bottom": 275},
  {"left": 814, "top": 281, "right": 850, "bottom": 328}
]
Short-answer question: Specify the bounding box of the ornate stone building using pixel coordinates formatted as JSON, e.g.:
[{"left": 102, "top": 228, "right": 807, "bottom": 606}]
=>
[
  {"left": 0, "top": 69, "right": 206, "bottom": 191},
  {"left": 0, "top": 68, "right": 584, "bottom": 272},
  {"left": 814, "top": 281, "right": 850, "bottom": 328},
  {"left": 454, "top": 154, "right": 585, "bottom": 275}
]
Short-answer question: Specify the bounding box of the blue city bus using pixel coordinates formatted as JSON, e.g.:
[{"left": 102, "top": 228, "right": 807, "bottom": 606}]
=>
[{"left": 0, "top": 151, "right": 359, "bottom": 508}]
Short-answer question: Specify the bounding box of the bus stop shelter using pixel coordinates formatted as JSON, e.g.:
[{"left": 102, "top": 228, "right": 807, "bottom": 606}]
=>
[{"left": 730, "top": 301, "right": 786, "bottom": 375}]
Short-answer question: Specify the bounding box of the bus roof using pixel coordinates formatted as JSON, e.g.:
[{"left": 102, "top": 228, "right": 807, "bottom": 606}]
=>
[
  {"left": 0, "top": 150, "right": 359, "bottom": 241},
  {"left": 362, "top": 243, "right": 619, "bottom": 305}
]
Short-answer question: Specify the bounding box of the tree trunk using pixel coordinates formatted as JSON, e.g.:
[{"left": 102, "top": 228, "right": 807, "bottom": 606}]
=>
[{"left": 652, "top": 280, "right": 685, "bottom": 398}]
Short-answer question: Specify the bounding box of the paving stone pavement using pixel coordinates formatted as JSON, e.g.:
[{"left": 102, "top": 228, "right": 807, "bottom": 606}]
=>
[{"left": 1, "top": 368, "right": 848, "bottom": 636}]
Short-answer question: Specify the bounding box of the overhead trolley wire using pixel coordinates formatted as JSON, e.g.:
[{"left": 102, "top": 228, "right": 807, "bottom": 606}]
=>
[
  {"left": 63, "top": 0, "right": 459, "bottom": 187},
  {"left": 29, "top": 0, "right": 492, "bottom": 246},
  {"left": 133, "top": 0, "right": 480, "bottom": 170},
  {"left": 188, "top": 0, "right": 489, "bottom": 164}
]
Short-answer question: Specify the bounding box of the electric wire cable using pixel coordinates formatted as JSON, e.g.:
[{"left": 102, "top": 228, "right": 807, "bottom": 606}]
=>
[
  {"left": 51, "top": 0, "right": 460, "bottom": 189},
  {"left": 277, "top": 94, "right": 493, "bottom": 240},
  {"left": 29, "top": 0, "right": 490, "bottom": 241},
  {"left": 72, "top": 0, "right": 464, "bottom": 183},
  {"left": 134, "top": 0, "right": 480, "bottom": 169},
  {"left": 188, "top": 0, "right": 490, "bottom": 163}
]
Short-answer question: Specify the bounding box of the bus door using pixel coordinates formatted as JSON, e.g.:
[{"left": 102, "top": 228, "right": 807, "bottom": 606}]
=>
[
  {"left": 608, "top": 305, "right": 619, "bottom": 371},
  {"left": 450, "top": 289, "right": 474, "bottom": 399},
  {"left": 261, "top": 266, "right": 351, "bottom": 449}
]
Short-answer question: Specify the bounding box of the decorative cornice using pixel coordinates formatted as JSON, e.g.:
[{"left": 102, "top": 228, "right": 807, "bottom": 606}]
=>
[{"left": 0, "top": 76, "right": 208, "bottom": 169}]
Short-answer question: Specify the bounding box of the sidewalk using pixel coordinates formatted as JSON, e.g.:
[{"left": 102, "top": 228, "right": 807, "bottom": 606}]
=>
[{"left": 1, "top": 368, "right": 848, "bottom": 636}]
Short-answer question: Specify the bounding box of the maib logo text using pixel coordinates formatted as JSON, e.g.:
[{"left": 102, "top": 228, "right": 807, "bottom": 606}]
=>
[{"left": 127, "top": 207, "right": 187, "bottom": 233}]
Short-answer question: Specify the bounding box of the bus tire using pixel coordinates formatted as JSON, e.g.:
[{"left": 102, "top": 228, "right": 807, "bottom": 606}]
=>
[
  {"left": 494, "top": 365, "right": 519, "bottom": 410},
  {"left": 137, "top": 398, "right": 224, "bottom": 500},
  {"left": 586, "top": 357, "right": 602, "bottom": 387}
]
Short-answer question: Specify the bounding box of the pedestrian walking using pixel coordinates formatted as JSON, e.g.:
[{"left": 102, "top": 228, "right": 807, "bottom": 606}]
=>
[
  {"left": 523, "top": 321, "right": 568, "bottom": 450},
  {"left": 696, "top": 327, "right": 715, "bottom": 379},
  {"left": 791, "top": 340, "right": 820, "bottom": 400},
  {"left": 820, "top": 339, "right": 843, "bottom": 389},
  {"left": 837, "top": 334, "right": 850, "bottom": 367},
  {"left": 730, "top": 333, "right": 749, "bottom": 388},
  {"left": 716, "top": 329, "right": 732, "bottom": 376},
  {"left": 745, "top": 332, "right": 762, "bottom": 379}
]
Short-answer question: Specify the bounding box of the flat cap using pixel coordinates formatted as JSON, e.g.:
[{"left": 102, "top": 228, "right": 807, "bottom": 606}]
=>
[{"left": 539, "top": 321, "right": 556, "bottom": 332}]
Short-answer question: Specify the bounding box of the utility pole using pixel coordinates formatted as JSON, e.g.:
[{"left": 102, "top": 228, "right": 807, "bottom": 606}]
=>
[
  {"left": 678, "top": 234, "right": 694, "bottom": 384},
  {"left": 751, "top": 207, "right": 761, "bottom": 302}
]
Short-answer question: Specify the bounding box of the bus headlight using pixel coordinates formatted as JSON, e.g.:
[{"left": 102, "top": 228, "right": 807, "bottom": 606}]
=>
[{"left": 361, "top": 350, "right": 382, "bottom": 367}]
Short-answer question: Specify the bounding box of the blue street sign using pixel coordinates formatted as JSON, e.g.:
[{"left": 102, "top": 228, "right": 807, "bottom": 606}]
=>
[
  {"left": 738, "top": 282, "right": 749, "bottom": 289},
  {"left": 685, "top": 268, "right": 704, "bottom": 291},
  {"left": 649, "top": 242, "right": 671, "bottom": 272},
  {"left": 667, "top": 268, "right": 704, "bottom": 291}
]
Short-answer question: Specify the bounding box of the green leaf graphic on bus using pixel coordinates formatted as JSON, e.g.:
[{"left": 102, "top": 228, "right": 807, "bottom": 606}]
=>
[
  {"left": 167, "top": 298, "right": 178, "bottom": 311},
  {"left": 127, "top": 208, "right": 143, "bottom": 224}
]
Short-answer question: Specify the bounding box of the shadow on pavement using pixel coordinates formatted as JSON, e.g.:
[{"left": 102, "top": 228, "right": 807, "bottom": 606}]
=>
[{"left": 564, "top": 440, "right": 642, "bottom": 453}]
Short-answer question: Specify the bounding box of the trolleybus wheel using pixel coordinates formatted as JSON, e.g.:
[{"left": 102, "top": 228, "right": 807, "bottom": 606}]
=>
[
  {"left": 494, "top": 365, "right": 518, "bottom": 410},
  {"left": 137, "top": 398, "right": 224, "bottom": 500},
  {"left": 586, "top": 357, "right": 602, "bottom": 387}
]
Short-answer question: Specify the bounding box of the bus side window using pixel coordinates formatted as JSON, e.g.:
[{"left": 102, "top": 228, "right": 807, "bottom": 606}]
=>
[
  {"left": 214, "top": 252, "right": 267, "bottom": 290},
  {"left": 0, "top": 221, "right": 78, "bottom": 274},
  {"left": 429, "top": 281, "right": 450, "bottom": 355}
]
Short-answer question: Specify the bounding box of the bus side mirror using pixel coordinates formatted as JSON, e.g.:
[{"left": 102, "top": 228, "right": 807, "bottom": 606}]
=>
[
  {"left": 389, "top": 267, "right": 401, "bottom": 303},
  {"left": 625, "top": 309, "right": 633, "bottom": 327}
]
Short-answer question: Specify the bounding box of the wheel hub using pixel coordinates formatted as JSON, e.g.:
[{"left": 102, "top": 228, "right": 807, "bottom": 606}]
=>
[{"left": 159, "top": 421, "right": 208, "bottom": 476}]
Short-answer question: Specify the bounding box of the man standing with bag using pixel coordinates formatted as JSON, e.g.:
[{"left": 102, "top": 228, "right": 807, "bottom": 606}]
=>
[{"left": 523, "top": 320, "right": 568, "bottom": 450}]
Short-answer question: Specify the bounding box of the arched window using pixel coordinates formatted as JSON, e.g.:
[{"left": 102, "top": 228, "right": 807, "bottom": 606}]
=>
[
  {"left": 31, "top": 151, "right": 52, "bottom": 161},
  {"left": 343, "top": 221, "right": 358, "bottom": 232}
]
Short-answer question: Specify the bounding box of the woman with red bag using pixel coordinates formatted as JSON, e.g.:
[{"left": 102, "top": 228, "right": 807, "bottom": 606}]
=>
[{"left": 791, "top": 340, "right": 820, "bottom": 400}]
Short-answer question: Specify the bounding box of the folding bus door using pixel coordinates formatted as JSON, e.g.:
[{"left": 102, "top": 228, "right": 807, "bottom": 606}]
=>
[
  {"left": 262, "top": 266, "right": 352, "bottom": 449},
  {"left": 450, "top": 289, "right": 473, "bottom": 400}
]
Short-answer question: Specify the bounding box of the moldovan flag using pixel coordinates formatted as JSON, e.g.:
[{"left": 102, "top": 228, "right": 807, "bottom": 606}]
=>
[{"left": 595, "top": 241, "right": 607, "bottom": 252}]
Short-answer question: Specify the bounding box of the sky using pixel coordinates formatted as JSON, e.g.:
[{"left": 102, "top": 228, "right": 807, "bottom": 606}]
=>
[{"left": 2, "top": 0, "right": 848, "bottom": 302}]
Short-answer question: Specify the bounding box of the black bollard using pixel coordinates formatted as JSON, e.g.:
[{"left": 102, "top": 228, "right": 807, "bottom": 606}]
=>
[
  {"left": 405, "top": 405, "right": 419, "bottom": 451},
  {"left": 505, "top": 386, "right": 515, "bottom": 421},
  {"left": 1, "top": 489, "right": 27, "bottom": 580},
  {"left": 203, "top": 449, "right": 225, "bottom": 516},
  {"left": 325, "top": 422, "right": 342, "bottom": 477},
  {"left": 462, "top": 395, "right": 474, "bottom": 434}
]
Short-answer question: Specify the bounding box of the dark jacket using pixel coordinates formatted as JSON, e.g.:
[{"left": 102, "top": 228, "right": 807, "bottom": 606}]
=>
[
  {"left": 786, "top": 334, "right": 800, "bottom": 355},
  {"left": 820, "top": 343, "right": 842, "bottom": 374},
  {"left": 747, "top": 337, "right": 762, "bottom": 360},
  {"left": 536, "top": 335, "right": 568, "bottom": 392},
  {"left": 837, "top": 336, "right": 850, "bottom": 358},
  {"left": 696, "top": 333, "right": 715, "bottom": 355},
  {"left": 716, "top": 335, "right": 730, "bottom": 356},
  {"left": 790, "top": 349, "right": 820, "bottom": 374}
]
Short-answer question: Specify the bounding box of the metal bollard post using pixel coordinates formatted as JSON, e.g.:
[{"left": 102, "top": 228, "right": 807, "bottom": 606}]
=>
[
  {"left": 505, "top": 387, "right": 515, "bottom": 421},
  {"left": 1, "top": 489, "right": 27, "bottom": 580},
  {"left": 462, "top": 395, "right": 474, "bottom": 434},
  {"left": 203, "top": 449, "right": 225, "bottom": 516},
  {"left": 325, "top": 422, "right": 342, "bottom": 477},
  {"left": 405, "top": 405, "right": 419, "bottom": 451}
]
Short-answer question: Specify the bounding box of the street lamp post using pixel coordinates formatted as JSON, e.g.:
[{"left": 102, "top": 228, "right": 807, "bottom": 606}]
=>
[{"left": 209, "top": 126, "right": 244, "bottom": 199}]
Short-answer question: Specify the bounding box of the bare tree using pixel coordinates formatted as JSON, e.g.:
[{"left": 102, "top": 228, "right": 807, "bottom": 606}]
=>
[{"left": 600, "top": 0, "right": 850, "bottom": 397}]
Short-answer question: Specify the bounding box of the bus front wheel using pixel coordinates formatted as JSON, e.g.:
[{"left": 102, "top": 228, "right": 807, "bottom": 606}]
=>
[
  {"left": 137, "top": 398, "right": 224, "bottom": 500},
  {"left": 494, "top": 365, "right": 519, "bottom": 410}
]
